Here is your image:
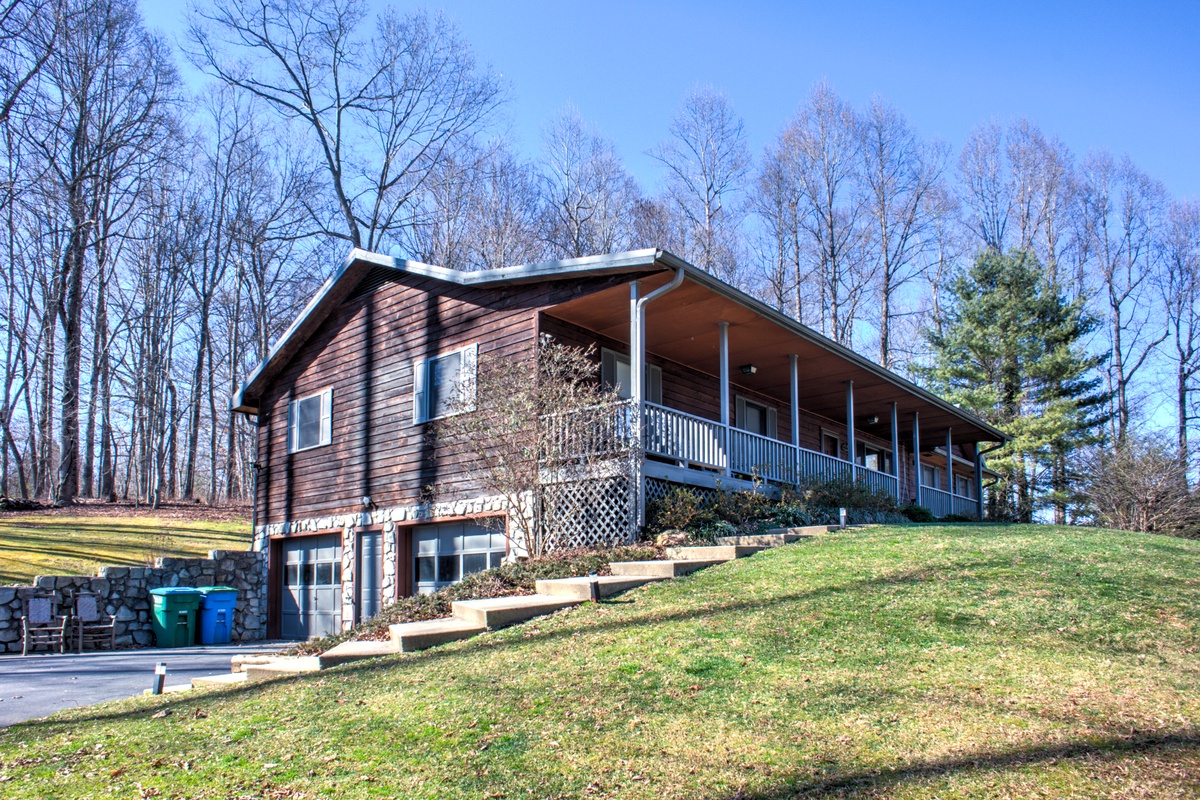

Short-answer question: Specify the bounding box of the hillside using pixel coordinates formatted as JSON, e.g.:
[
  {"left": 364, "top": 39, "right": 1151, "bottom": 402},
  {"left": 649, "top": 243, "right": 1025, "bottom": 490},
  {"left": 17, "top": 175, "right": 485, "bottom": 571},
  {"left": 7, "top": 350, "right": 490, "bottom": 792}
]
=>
[
  {"left": 1, "top": 524, "right": 1197, "bottom": 798},
  {"left": 0, "top": 503, "right": 252, "bottom": 585}
]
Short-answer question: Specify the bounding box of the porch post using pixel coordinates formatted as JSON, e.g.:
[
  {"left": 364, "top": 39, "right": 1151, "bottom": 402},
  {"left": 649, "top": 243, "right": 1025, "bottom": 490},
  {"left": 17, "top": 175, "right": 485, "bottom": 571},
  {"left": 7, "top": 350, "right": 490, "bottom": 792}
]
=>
[
  {"left": 974, "top": 444, "right": 985, "bottom": 519},
  {"left": 718, "top": 322, "right": 730, "bottom": 476},
  {"left": 945, "top": 428, "right": 953, "bottom": 499},
  {"left": 845, "top": 380, "right": 856, "bottom": 482},
  {"left": 912, "top": 412, "right": 921, "bottom": 506},
  {"left": 790, "top": 354, "right": 800, "bottom": 486},
  {"left": 890, "top": 402, "right": 900, "bottom": 499},
  {"left": 630, "top": 281, "right": 643, "bottom": 528}
]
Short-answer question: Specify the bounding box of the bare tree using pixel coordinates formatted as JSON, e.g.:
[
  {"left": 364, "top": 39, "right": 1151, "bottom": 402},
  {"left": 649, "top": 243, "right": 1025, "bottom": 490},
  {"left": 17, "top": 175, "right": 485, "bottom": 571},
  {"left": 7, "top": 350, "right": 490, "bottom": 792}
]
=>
[
  {"left": 538, "top": 106, "right": 641, "bottom": 259},
  {"left": 187, "top": 0, "right": 503, "bottom": 253},
  {"left": 25, "top": 0, "right": 176, "bottom": 504},
  {"left": 1161, "top": 200, "right": 1200, "bottom": 474},
  {"left": 859, "top": 97, "right": 946, "bottom": 367},
  {"left": 0, "top": 0, "right": 61, "bottom": 127},
  {"left": 649, "top": 86, "right": 750, "bottom": 282},
  {"left": 1080, "top": 438, "right": 1200, "bottom": 537},
  {"left": 1075, "top": 152, "right": 1169, "bottom": 442},
  {"left": 769, "top": 81, "right": 868, "bottom": 346}
]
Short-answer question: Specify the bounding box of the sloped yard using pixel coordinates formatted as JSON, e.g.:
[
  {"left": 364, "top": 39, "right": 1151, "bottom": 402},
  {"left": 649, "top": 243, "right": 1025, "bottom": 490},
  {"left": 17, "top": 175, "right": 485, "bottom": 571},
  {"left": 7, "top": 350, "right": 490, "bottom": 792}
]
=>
[
  {"left": 1, "top": 523, "right": 1197, "bottom": 798},
  {"left": 0, "top": 504, "right": 251, "bottom": 585}
]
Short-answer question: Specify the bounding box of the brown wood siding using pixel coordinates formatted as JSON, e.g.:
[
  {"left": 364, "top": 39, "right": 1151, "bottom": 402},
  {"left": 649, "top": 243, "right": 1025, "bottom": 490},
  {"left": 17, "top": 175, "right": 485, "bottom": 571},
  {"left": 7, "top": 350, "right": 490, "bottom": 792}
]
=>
[{"left": 257, "top": 272, "right": 628, "bottom": 525}]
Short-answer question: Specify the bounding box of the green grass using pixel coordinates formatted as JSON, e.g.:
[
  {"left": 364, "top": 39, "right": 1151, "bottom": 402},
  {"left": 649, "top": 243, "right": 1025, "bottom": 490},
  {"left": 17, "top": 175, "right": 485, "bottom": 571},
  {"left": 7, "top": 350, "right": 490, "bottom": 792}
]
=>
[
  {"left": 0, "top": 512, "right": 251, "bottom": 585},
  {"left": 2, "top": 523, "right": 1199, "bottom": 798}
]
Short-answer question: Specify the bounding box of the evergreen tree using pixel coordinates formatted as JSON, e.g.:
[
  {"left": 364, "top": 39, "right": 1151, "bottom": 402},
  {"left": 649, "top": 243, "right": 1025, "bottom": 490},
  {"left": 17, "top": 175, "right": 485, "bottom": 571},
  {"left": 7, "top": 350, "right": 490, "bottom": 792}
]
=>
[{"left": 920, "top": 250, "right": 1108, "bottom": 521}]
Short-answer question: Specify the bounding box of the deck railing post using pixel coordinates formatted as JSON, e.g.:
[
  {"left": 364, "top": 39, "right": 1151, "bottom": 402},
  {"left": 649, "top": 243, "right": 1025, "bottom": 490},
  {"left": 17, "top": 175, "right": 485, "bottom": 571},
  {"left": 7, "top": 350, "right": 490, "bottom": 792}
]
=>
[
  {"left": 974, "top": 444, "right": 985, "bottom": 520},
  {"left": 790, "top": 354, "right": 800, "bottom": 486}
]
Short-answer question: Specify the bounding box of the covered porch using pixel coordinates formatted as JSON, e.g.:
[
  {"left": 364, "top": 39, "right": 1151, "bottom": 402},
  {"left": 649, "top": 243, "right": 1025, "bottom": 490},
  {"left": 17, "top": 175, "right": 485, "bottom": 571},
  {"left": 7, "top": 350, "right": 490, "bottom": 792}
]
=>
[{"left": 541, "top": 262, "right": 1006, "bottom": 520}]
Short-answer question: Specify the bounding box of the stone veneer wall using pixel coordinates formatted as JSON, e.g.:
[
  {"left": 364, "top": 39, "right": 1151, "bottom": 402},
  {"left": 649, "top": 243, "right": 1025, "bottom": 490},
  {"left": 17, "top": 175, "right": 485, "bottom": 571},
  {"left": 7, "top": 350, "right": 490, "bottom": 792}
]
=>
[
  {"left": 253, "top": 493, "right": 530, "bottom": 631},
  {"left": 0, "top": 550, "right": 266, "bottom": 652}
]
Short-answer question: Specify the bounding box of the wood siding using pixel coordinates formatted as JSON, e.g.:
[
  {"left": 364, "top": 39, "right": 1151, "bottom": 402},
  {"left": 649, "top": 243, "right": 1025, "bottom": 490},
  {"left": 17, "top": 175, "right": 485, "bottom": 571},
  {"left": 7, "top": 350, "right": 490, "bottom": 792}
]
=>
[{"left": 257, "top": 270, "right": 627, "bottom": 525}]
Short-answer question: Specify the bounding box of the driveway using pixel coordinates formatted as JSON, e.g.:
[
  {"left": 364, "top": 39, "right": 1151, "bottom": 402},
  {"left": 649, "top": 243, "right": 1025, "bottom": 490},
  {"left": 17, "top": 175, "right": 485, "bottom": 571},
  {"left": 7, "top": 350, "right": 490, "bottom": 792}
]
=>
[{"left": 0, "top": 642, "right": 286, "bottom": 727}]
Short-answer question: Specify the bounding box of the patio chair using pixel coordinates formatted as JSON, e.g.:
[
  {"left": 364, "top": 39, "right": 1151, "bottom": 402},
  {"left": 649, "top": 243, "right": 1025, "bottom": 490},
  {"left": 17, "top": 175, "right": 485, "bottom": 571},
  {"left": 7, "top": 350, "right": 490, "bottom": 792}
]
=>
[
  {"left": 19, "top": 591, "right": 68, "bottom": 655},
  {"left": 71, "top": 589, "right": 115, "bottom": 653}
]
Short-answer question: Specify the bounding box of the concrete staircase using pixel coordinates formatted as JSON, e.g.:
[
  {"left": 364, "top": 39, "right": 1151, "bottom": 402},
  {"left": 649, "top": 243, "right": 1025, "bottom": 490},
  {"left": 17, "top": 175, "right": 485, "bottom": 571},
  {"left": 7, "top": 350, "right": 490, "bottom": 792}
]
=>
[{"left": 195, "top": 524, "right": 837, "bottom": 687}]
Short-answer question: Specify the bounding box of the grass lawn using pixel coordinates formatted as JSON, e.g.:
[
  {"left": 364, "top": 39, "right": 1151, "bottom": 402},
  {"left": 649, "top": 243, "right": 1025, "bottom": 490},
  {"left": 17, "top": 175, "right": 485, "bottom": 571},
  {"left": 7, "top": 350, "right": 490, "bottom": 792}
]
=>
[
  {"left": 1, "top": 523, "right": 1198, "bottom": 798},
  {"left": 0, "top": 505, "right": 252, "bottom": 585}
]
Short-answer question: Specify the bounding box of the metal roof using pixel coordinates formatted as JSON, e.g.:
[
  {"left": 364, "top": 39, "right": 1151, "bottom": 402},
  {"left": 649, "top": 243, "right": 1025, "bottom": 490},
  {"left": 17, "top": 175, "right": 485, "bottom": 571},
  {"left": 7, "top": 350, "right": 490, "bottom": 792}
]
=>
[{"left": 229, "top": 247, "right": 1008, "bottom": 444}]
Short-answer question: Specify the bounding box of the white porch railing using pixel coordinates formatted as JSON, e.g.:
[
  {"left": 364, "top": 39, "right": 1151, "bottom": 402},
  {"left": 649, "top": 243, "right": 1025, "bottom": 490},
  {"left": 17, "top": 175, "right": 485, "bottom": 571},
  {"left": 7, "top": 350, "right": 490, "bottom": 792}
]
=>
[
  {"left": 920, "top": 486, "right": 978, "bottom": 518},
  {"left": 641, "top": 402, "right": 900, "bottom": 499}
]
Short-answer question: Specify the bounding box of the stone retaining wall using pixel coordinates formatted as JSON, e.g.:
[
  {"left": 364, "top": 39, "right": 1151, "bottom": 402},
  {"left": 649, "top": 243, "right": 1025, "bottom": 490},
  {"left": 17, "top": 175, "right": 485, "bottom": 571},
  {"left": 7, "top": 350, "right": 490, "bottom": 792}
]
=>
[{"left": 0, "top": 550, "right": 266, "bottom": 652}]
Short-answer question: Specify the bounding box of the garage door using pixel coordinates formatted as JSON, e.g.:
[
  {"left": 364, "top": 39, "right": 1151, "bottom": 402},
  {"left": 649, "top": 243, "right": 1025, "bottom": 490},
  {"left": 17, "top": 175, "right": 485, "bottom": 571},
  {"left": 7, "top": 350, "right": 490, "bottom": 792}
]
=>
[
  {"left": 281, "top": 534, "right": 342, "bottom": 639},
  {"left": 413, "top": 521, "right": 507, "bottom": 595}
]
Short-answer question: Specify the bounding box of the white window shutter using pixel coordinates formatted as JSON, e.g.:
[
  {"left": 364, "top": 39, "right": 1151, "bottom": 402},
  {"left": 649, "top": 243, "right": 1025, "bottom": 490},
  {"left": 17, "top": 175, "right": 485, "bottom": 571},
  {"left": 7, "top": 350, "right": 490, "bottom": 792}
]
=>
[
  {"left": 413, "top": 359, "right": 428, "bottom": 424},
  {"left": 287, "top": 400, "right": 296, "bottom": 453},
  {"left": 319, "top": 389, "right": 333, "bottom": 446},
  {"left": 766, "top": 407, "right": 777, "bottom": 439},
  {"left": 735, "top": 396, "right": 746, "bottom": 429},
  {"left": 646, "top": 365, "right": 662, "bottom": 405},
  {"left": 601, "top": 349, "right": 617, "bottom": 392},
  {"left": 461, "top": 344, "right": 478, "bottom": 411}
]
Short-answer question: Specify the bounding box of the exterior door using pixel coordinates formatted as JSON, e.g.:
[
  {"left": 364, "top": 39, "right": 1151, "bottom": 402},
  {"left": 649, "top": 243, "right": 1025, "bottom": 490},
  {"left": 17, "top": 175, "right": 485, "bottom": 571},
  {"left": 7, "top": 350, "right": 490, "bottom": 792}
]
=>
[
  {"left": 357, "top": 531, "right": 383, "bottom": 623},
  {"left": 281, "top": 534, "right": 342, "bottom": 639}
]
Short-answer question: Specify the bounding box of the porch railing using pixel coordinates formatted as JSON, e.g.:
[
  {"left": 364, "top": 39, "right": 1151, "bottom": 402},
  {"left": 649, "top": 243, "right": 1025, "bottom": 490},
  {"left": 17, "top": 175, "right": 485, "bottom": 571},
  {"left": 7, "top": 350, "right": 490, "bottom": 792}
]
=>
[{"left": 643, "top": 403, "right": 725, "bottom": 470}]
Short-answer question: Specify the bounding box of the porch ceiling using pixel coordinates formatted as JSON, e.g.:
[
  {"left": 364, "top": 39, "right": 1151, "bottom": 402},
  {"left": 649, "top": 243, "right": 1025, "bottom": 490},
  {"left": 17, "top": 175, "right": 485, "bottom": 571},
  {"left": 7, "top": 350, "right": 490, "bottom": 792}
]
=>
[{"left": 544, "top": 270, "right": 1003, "bottom": 446}]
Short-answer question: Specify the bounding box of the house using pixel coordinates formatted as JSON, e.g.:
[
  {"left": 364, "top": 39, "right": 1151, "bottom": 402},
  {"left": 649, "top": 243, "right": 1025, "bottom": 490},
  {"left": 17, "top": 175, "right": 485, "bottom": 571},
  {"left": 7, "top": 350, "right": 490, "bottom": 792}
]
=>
[{"left": 232, "top": 248, "right": 1007, "bottom": 639}]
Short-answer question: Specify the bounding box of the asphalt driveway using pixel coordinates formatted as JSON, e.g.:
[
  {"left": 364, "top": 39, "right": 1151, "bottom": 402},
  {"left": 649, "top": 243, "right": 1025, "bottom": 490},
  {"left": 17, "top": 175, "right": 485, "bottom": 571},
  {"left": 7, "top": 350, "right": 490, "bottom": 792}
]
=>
[{"left": 0, "top": 642, "right": 285, "bottom": 727}]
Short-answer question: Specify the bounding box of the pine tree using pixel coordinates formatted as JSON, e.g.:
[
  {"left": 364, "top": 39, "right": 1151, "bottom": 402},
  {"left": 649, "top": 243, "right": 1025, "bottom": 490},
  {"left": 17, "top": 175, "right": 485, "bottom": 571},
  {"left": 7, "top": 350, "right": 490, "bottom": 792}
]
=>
[{"left": 920, "top": 250, "right": 1107, "bottom": 521}]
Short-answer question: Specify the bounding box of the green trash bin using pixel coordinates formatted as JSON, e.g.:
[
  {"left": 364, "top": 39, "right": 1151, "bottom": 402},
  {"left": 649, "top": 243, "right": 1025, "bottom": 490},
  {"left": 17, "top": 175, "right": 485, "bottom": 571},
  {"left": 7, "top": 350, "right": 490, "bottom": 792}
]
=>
[{"left": 149, "top": 587, "right": 202, "bottom": 648}]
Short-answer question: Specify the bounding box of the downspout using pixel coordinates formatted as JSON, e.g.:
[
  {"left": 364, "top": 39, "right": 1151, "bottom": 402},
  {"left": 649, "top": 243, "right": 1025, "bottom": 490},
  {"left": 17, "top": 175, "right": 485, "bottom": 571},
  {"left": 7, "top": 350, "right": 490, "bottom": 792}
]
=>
[
  {"left": 632, "top": 267, "right": 686, "bottom": 529},
  {"left": 975, "top": 441, "right": 1005, "bottom": 520}
]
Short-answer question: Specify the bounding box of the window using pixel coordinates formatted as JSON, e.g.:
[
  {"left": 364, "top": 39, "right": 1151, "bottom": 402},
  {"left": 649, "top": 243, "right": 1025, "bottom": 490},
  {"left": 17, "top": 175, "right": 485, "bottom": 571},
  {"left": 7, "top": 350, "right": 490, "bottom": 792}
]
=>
[
  {"left": 856, "top": 442, "right": 892, "bottom": 474},
  {"left": 954, "top": 473, "right": 973, "bottom": 498},
  {"left": 921, "top": 463, "right": 940, "bottom": 490},
  {"left": 284, "top": 544, "right": 342, "bottom": 587},
  {"left": 288, "top": 389, "right": 332, "bottom": 453},
  {"left": 601, "top": 348, "right": 662, "bottom": 404},
  {"left": 821, "top": 431, "right": 841, "bottom": 459},
  {"left": 413, "top": 522, "right": 507, "bottom": 594},
  {"left": 413, "top": 344, "right": 477, "bottom": 423},
  {"left": 735, "top": 395, "right": 777, "bottom": 438}
]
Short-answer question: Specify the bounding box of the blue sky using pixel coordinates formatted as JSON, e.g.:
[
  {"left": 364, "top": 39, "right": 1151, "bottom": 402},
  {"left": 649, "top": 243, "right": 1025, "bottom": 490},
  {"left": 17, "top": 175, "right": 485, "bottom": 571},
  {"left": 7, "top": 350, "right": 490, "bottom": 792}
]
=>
[{"left": 144, "top": 0, "right": 1199, "bottom": 199}]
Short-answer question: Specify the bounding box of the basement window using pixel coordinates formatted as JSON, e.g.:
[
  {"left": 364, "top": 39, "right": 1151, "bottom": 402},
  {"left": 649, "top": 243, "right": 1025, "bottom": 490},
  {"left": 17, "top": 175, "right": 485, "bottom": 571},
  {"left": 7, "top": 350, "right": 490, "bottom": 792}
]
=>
[{"left": 287, "top": 389, "right": 332, "bottom": 453}]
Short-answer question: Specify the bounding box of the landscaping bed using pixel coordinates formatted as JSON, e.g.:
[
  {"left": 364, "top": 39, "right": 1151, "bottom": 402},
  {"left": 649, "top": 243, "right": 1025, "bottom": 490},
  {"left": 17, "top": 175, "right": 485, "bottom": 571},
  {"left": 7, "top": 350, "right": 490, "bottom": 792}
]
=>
[{"left": 290, "top": 544, "right": 659, "bottom": 656}]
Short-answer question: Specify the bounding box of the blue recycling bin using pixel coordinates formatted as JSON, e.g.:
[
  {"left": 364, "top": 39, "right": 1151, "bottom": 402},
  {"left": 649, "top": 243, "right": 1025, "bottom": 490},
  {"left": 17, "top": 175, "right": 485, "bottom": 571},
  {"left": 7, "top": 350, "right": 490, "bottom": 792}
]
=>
[{"left": 195, "top": 586, "right": 238, "bottom": 645}]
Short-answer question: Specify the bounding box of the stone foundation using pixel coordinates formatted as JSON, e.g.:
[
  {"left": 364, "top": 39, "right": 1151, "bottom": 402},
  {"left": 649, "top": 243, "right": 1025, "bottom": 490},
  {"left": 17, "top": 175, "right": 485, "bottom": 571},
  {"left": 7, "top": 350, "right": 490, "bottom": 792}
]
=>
[{"left": 0, "top": 550, "right": 266, "bottom": 652}]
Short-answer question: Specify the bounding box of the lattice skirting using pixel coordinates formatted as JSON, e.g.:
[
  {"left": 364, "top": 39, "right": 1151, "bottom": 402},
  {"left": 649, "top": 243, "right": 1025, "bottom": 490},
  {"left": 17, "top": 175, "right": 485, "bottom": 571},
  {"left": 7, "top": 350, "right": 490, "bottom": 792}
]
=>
[
  {"left": 538, "top": 476, "right": 636, "bottom": 550},
  {"left": 644, "top": 477, "right": 719, "bottom": 510}
]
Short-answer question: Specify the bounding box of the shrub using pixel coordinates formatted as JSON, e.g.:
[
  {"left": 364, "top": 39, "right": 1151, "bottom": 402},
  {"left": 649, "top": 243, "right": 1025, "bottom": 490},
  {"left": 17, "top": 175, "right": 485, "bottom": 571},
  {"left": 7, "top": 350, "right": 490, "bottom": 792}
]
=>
[
  {"left": 787, "top": 477, "right": 899, "bottom": 513},
  {"left": 288, "top": 544, "right": 659, "bottom": 656},
  {"left": 648, "top": 486, "right": 713, "bottom": 532},
  {"left": 711, "top": 484, "right": 775, "bottom": 525},
  {"left": 899, "top": 504, "right": 936, "bottom": 522}
]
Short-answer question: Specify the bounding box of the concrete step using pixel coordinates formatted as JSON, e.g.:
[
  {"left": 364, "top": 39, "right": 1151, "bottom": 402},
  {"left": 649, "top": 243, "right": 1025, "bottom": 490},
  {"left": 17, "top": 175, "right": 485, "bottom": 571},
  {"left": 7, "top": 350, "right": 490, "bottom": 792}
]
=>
[
  {"left": 765, "top": 525, "right": 840, "bottom": 536},
  {"left": 319, "top": 639, "right": 397, "bottom": 668},
  {"left": 389, "top": 618, "right": 487, "bottom": 652},
  {"left": 607, "top": 559, "right": 725, "bottom": 578},
  {"left": 230, "top": 653, "right": 287, "bottom": 673},
  {"left": 716, "top": 526, "right": 832, "bottom": 547},
  {"left": 664, "top": 544, "right": 766, "bottom": 561},
  {"left": 452, "top": 594, "right": 580, "bottom": 630},
  {"left": 243, "top": 656, "right": 323, "bottom": 682},
  {"left": 534, "top": 574, "right": 665, "bottom": 601},
  {"left": 191, "top": 671, "right": 249, "bottom": 689}
]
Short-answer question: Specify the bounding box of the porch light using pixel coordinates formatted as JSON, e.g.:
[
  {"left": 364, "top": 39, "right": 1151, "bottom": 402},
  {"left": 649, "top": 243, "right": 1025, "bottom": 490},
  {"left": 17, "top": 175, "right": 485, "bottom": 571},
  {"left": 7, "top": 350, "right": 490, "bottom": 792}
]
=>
[
  {"left": 864, "top": 415, "right": 879, "bottom": 425},
  {"left": 739, "top": 364, "right": 757, "bottom": 375}
]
